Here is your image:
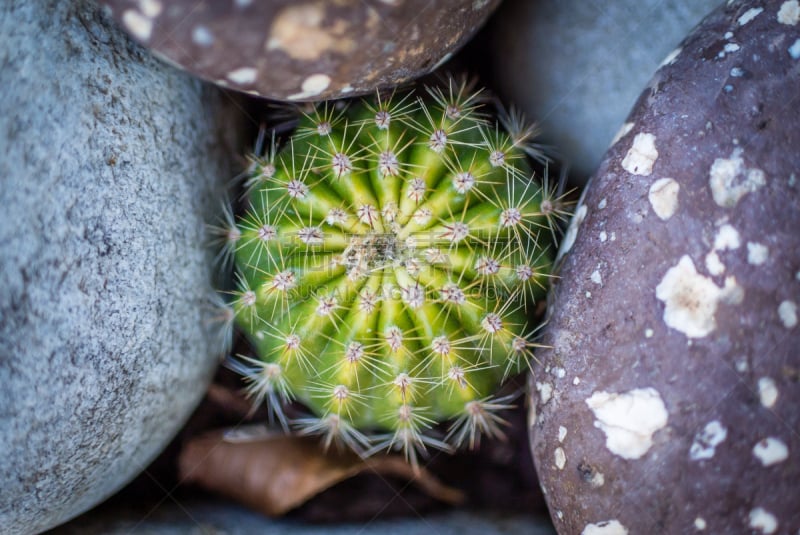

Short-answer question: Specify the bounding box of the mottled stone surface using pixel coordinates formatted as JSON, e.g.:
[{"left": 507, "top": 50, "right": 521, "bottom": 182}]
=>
[
  {"left": 0, "top": 0, "right": 244, "bottom": 532},
  {"left": 489, "top": 0, "right": 719, "bottom": 181},
  {"left": 99, "top": 0, "right": 501, "bottom": 101},
  {"left": 52, "top": 501, "right": 556, "bottom": 534},
  {"left": 528, "top": 0, "right": 800, "bottom": 533}
]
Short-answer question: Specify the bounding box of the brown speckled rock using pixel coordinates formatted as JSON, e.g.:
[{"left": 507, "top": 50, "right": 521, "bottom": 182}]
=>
[
  {"left": 529, "top": 1, "right": 799, "bottom": 533},
  {"left": 99, "top": 0, "right": 500, "bottom": 101}
]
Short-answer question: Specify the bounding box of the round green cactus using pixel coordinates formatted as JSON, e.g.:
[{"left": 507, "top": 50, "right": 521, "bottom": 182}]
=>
[{"left": 223, "top": 80, "right": 567, "bottom": 463}]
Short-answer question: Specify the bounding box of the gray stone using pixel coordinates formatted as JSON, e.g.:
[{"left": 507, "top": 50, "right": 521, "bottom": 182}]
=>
[
  {"left": 52, "top": 501, "right": 556, "bottom": 534},
  {"left": 489, "top": 0, "right": 719, "bottom": 181},
  {"left": 0, "top": 0, "right": 244, "bottom": 532}
]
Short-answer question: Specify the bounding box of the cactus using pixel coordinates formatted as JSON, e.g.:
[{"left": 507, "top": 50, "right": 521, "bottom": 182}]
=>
[{"left": 222, "top": 80, "right": 568, "bottom": 463}]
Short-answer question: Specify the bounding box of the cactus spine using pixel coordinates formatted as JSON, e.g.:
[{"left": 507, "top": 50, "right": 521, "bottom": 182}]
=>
[{"left": 224, "top": 80, "right": 565, "bottom": 463}]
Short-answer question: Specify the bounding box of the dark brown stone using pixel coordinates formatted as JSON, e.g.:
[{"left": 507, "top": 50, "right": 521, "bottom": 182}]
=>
[
  {"left": 99, "top": 0, "right": 500, "bottom": 101},
  {"left": 528, "top": 0, "right": 800, "bottom": 533}
]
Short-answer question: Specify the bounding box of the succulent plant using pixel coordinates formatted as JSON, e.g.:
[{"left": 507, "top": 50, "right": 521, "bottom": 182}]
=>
[{"left": 221, "top": 80, "right": 568, "bottom": 463}]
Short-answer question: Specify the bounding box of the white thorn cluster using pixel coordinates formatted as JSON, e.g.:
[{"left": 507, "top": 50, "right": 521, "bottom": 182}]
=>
[
  {"left": 381, "top": 202, "right": 398, "bottom": 222},
  {"left": 358, "top": 204, "right": 379, "bottom": 226},
  {"left": 375, "top": 110, "right": 391, "bottom": 129},
  {"left": 429, "top": 129, "right": 447, "bottom": 153},
  {"left": 316, "top": 296, "right": 338, "bottom": 316},
  {"left": 287, "top": 179, "right": 308, "bottom": 199},
  {"left": 298, "top": 226, "right": 323, "bottom": 245},
  {"left": 445, "top": 105, "right": 461, "bottom": 119},
  {"left": 489, "top": 150, "right": 505, "bottom": 167},
  {"left": 345, "top": 342, "right": 364, "bottom": 363},
  {"left": 413, "top": 207, "right": 432, "bottom": 225},
  {"left": 515, "top": 265, "right": 533, "bottom": 281},
  {"left": 482, "top": 313, "right": 503, "bottom": 333},
  {"left": 448, "top": 366, "right": 467, "bottom": 387},
  {"left": 332, "top": 152, "right": 352, "bottom": 178},
  {"left": 358, "top": 291, "right": 379, "bottom": 314},
  {"left": 333, "top": 385, "right": 349, "bottom": 401},
  {"left": 476, "top": 257, "right": 501, "bottom": 275},
  {"left": 379, "top": 150, "right": 400, "bottom": 177},
  {"left": 386, "top": 327, "right": 404, "bottom": 352},
  {"left": 501, "top": 208, "right": 522, "bottom": 227},
  {"left": 257, "top": 224, "right": 277, "bottom": 241},
  {"left": 453, "top": 172, "right": 475, "bottom": 194},
  {"left": 271, "top": 270, "right": 296, "bottom": 291},
  {"left": 317, "top": 121, "right": 332, "bottom": 136},
  {"left": 432, "top": 336, "right": 451, "bottom": 356},
  {"left": 241, "top": 290, "right": 256, "bottom": 307},
  {"left": 285, "top": 334, "right": 301, "bottom": 350},
  {"left": 326, "top": 207, "right": 347, "bottom": 225},
  {"left": 408, "top": 178, "right": 426, "bottom": 202},
  {"left": 394, "top": 373, "right": 411, "bottom": 396},
  {"left": 402, "top": 284, "right": 425, "bottom": 308},
  {"left": 440, "top": 284, "right": 466, "bottom": 304},
  {"left": 443, "top": 222, "right": 469, "bottom": 242}
]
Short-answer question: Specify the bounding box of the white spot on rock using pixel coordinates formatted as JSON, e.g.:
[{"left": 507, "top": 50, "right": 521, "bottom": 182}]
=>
[
  {"left": 778, "top": 0, "right": 800, "bottom": 25},
  {"left": 536, "top": 382, "right": 553, "bottom": 404},
  {"left": 648, "top": 178, "right": 680, "bottom": 220},
  {"left": 573, "top": 376, "right": 581, "bottom": 385},
  {"left": 554, "top": 447, "right": 566, "bottom": 469},
  {"left": 431, "top": 52, "right": 453, "bottom": 71},
  {"left": 226, "top": 67, "right": 258, "bottom": 85},
  {"left": 590, "top": 270, "right": 602, "bottom": 285},
  {"left": 610, "top": 122, "right": 635, "bottom": 146},
  {"left": 789, "top": 38, "right": 800, "bottom": 58},
  {"left": 645, "top": 328, "right": 654, "bottom": 338},
  {"left": 749, "top": 507, "right": 778, "bottom": 534},
  {"left": 753, "top": 437, "right": 789, "bottom": 466},
  {"left": 747, "top": 242, "right": 769, "bottom": 265},
  {"left": 559, "top": 204, "right": 587, "bottom": 259},
  {"left": 585, "top": 388, "right": 668, "bottom": 460},
  {"left": 689, "top": 420, "right": 728, "bottom": 460},
  {"left": 735, "top": 356, "right": 749, "bottom": 373},
  {"left": 138, "top": 0, "right": 162, "bottom": 17},
  {"left": 122, "top": 9, "right": 153, "bottom": 40},
  {"left": 656, "top": 255, "right": 743, "bottom": 338},
  {"left": 709, "top": 149, "right": 766, "bottom": 207},
  {"left": 758, "top": 377, "right": 779, "bottom": 408},
  {"left": 779, "top": 300, "right": 798, "bottom": 328},
  {"left": 288, "top": 74, "right": 332, "bottom": 100},
  {"left": 694, "top": 517, "right": 707, "bottom": 530},
  {"left": 659, "top": 47, "right": 682, "bottom": 67},
  {"left": 705, "top": 251, "right": 725, "bottom": 276},
  {"left": 558, "top": 426, "right": 568, "bottom": 442},
  {"left": 738, "top": 7, "right": 764, "bottom": 25},
  {"left": 714, "top": 224, "right": 741, "bottom": 251},
  {"left": 582, "top": 520, "right": 629, "bottom": 535},
  {"left": 622, "top": 133, "right": 658, "bottom": 176},
  {"left": 599, "top": 231, "right": 608, "bottom": 243},
  {"left": 598, "top": 198, "right": 608, "bottom": 209},
  {"left": 192, "top": 25, "right": 214, "bottom": 47}
]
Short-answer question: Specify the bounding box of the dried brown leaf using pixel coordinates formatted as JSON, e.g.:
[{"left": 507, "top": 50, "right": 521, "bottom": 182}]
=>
[{"left": 178, "top": 427, "right": 464, "bottom": 517}]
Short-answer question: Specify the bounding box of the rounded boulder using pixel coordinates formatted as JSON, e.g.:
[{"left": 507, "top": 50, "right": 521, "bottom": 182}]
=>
[{"left": 0, "top": 0, "right": 243, "bottom": 532}]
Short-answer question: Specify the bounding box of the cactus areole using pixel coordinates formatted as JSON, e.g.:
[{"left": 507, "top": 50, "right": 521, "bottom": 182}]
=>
[{"left": 227, "top": 82, "right": 564, "bottom": 462}]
